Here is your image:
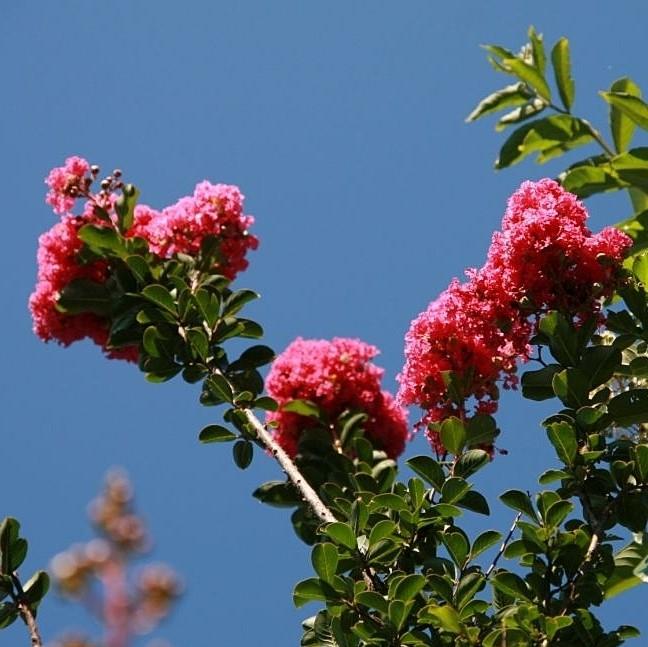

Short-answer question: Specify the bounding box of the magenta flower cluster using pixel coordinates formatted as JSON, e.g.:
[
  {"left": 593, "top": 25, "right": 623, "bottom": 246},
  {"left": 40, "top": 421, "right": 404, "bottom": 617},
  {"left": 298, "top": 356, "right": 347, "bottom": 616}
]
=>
[
  {"left": 397, "top": 179, "right": 632, "bottom": 452},
  {"left": 30, "top": 157, "right": 258, "bottom": 361},
  {"left": 266, "top": 337, "right": 409, "bottom": 459}
]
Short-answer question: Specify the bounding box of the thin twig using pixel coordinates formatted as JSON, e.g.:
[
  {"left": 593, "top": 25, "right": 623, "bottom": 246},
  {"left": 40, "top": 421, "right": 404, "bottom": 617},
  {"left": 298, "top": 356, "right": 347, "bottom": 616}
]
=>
[
  {"left": 11, "top": 575, "right": 43, "bottom": 647},
  {"left": 485, "top": 512, "right": 521, "bottom": 578},
  {"left": 16, "top": 602, "right": 43, "bottom": 647},
  {"left": 242, "top": 409, "right": 337, "bottom": 524}
]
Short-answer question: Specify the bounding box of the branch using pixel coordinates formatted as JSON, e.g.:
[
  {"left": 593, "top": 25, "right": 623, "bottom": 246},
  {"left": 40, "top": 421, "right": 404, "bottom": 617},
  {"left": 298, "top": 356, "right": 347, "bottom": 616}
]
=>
[
  {"left": 16, "top": 602, "right": 43, "bottom": 647},
  {"left": 242, "top": 409, "right": 337, "bottom": 524},
  {"left": 485, "top": 512, "right": 521, "bottom": 578}
]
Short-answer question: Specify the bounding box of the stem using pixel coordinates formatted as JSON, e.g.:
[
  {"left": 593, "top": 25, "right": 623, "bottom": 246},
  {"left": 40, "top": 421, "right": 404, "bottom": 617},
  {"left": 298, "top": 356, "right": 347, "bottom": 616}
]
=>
[
  {"left": 580, "top": 119, "right": 615, "bottom": 157},
  {"left": 10, "top": 575, "right": 43, "bottom": 647},
  {"left": 241, "top": 409, "right": 337, "bottom": 524},
  {"left": 485, "top": 512, "right": 521, "bottom": 578}
]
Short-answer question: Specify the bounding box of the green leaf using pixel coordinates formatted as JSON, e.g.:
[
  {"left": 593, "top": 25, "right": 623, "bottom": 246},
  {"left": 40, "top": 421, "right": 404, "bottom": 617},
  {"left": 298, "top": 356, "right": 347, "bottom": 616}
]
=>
[
  {"left": 495, "top": 99, "right": 547, "bottom": 132},
  {"left": 252, "top": 481, "right": 299, "bottom": 507},
  {"left": 499, "top": 56, "right": 551, "bottom": 102},
  {"left": 560, "top": 160, "right": 622, "bottom": 199},
  {"left": 633, "top": 253, "right": 648, "bottom": 286},
  {"left": 194, "top": 289, "right": 221, "bottom": 329},
  {"left": 324, "top": 522, "right": 356, "bottom": 550},
  {"left": 23, "top": 570, "right": 49, "bottom": 605},
  {"left": 222, "top": 289, "right": 259, "bottom": 317},
  {"left": 125, "top": 255, "right": 150, "bottom": 283},
  {"left": 457, "top": 491, "right": 490, "bottom": 515},
  {"left": 466, "top": 415, "right": 498, "bottom": 446},
  {"left": 611, "top": 147, "right": 648, "bottom": 192},
  {"left": 355, "top": 591, "right": 389, "bottom": 614},
  {"left": 0, "top": 519, "right": 19, "bottom": 574},
  {"left": 114, "top": 184, "right": 140, "bottom": 232},
  {"left": 521, "top": 365, "right": 562, "bottom": 401},
  {"left": 552, "top": 368, "right": 589, "bottom": 408},
  {"left": 421, "top": 605, "right": 463, "bottom": 634},
  {"left": 141, "top": 285, "right": 177, "bottom": 315},
  {"left": 388, "top": 599, "right": 408, "bottom": 632},
  {"left": 609, "top": 78, "right": 642, "bottom": 153},
  {"left": 406, "top": 455, "right": 444, "bottom": 488},
  {"left": 544, "top": 500, "right": 573, "bottom": 528},
  {"left": 312, "top": 543, "right": 339, "bottom": 582},
  {"left": 443, "top": 531, "right": 469, "bottom": 567},
  {"left": 496, "top": 115, "right": 593, "bottom": 169},
  {"left": 547, "top": 421, "right": 578, "bottom": 466},
  {"left": 538, "top": 469, "right": 569, "bottom": 484},
  {"left": 551, "top": 37, "right": 574, "bottom": 110},
  {"left": 439, "top": 417, "right": 466, "bottom": 455},
  {"left": 528, "top": 26, "right": 546, "bottom": 74},
  {"left": 0, "top": 602, "right": 17, "bottom": 629},
  {"left": 579, "top": 345, "right": 621, "bottom": 389},
  {"left": 453, "top": 450, "right": 490, "bottom": 478},
  {"left": 280, "top": 399, "right": 322, "bottom": 421},
  {"left": 206, "top": 373, "right": 234, "bottom": 404},
  {"left": 78, "top": 224, "right": 127, "bottom": 257},
  {"left": 491, "top": 572, "right": 532, "bottom": 601},
  {"left": 232, "top": 440, "right": 253, "bottom": 469},
  {"left": 231, "top": 345, "right": 275, "bottom": 370},
  {"left": 441, "top": 477, "right": 471, "bottom": 504},
  {"left": 368, "top": 520, "right": 397, "bottom": 547},
  {"left": 608, "top": 389, "right": 648, "bottom": 427},
  {"left": 500, "top": 490, "right": 538, "bottom": 521},
  {"left": 9, "top": 539, "right": 27, "bottom": 572},
  {"left": 471, "top": 530, "right": 502, "bottom": 559},
  {"left": 635, "top": 445, "right": 648, "bottom": 482},
  {"left": 394, "top": 574, "right": 426, "bottom": 602},
  {"left": 57, "top": 279, "right": 111, "bottom": 316},
  {"left": 539, "top": 311, "right": 579, "bottom": 366},
  {"left": 601, "top": 91, "right": 648, "bottom": 132},
  {"left": 199, "top": 424, "right": 237, "bottom": 443},
  {"left": 465, "top": 83, "right": 531, "bottom": 122},
  {"left": 294, "top": 578, "right": 327, "bottom": 607}
]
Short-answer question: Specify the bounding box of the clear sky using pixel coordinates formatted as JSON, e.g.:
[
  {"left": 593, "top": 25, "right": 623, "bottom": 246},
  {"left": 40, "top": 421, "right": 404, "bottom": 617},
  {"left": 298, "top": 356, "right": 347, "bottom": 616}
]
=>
[{"left": 2, "top": 1, "right": 647, "bottom": 645}]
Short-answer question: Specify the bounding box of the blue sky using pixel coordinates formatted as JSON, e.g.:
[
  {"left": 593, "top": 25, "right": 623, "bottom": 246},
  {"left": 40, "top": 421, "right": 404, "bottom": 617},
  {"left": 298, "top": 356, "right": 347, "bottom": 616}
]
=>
[{"left": 2, "top": 1, "right": 647, "bottom": 644}]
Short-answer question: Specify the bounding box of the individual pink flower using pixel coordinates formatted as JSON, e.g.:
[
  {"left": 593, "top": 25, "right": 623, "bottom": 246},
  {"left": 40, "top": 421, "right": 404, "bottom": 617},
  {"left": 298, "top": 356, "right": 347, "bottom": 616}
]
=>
[
  {"left": 45, "top": 156, "right": 91, "bottom": 215},
  {"left": 266, "top": 337, "right": 409, "bottom": 458},
  {"left": 398, "top": 179, "right": 632, "bottom": 452},
  {"left": 129, "top": 182, "right": 258, "bottom": 280}
]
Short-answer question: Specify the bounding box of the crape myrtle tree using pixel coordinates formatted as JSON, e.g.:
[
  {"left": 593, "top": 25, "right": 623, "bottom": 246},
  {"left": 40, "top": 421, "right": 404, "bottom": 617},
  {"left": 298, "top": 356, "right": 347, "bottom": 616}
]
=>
[{"left": 7, "top": 25, "right": 648, "bottom": 647}]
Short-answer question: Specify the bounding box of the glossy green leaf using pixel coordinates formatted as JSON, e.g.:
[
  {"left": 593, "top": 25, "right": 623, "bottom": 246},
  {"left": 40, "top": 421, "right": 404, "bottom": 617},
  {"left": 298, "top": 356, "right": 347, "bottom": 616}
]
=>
[
  {"left": 222, "top": 289, "right": 259, "bottom": 317},
  {"left": 324, "top": 522, "right": 356, "bottom": 550},
  {"left": 294, "top": 578, "right": 327, "bottom": 607},
  {"left": 544, "top": 500, "right": 574, "bottom": 528},
  {"left": 496, "top": 115, "right": 592, "bottom": 169},
  {"left": 232, "top": 439, "right": 253, "bottom": 469},
  {"left": 609, "top": 78, "right": 642, "bottom": 153},
  {"left": 552, "top": 368, "right": 589, "bottom": 408},
  {"left": 528, "top": 26, "right": 546, "bottom": 73},
  {"left": 281, "top": 399, "right": 322, "bottom": 419},
  {"left": 443, "top": 531, "right": 469, "bottom": 567},
  {"left": 547, "top": 421, "right": 578, "bottom": 466},
  {"left": 471, "top": 530, "right": 502, "bottom": 559},
  {"left": 421, "top": 604, "right": 463, "bottom": 634},
  {"left": 457, "top": 491, "right": 490, "bottom": 516},
  {"left": 252, "top": 481, "right": 299, "bottom": 508},
  {"left": 608, "top": 389, "right": 648, "bottom": 427},
  {"left": 551, "top": 37, "right": 574, "bottom": 110},
  {"left": 601, "top": 91, "right": 648, "bottom": 131},
  {"left": 495, "top": 98, "right": 547, "bottom": 131},
  {"left": 491, "top": 571, "right": 532, "bottom": 601},
  {"left": 465, "top": 83, "right": 531, "bottom": 122},
  {"left": 206, "top": 373, "right": 234, "bottom": 404},
  {"left": 439, "top": 417, "right": 466, "bottom": 455},
  {"left": 406, "top": 455, "right": 444, "bottom": 488},
  {"left": 441, "top": 477, "right": 471, "bottom": 504},
  {"left": 0, "top": 519, "right": 19, "bottom": 575},
  {"left": 193, "top": 289, "right": 221, "bottom": 329},
  {"left": 394, "top": 574, "right": 426, "bottom": 602},
  {"left": 368, "top": 520, "right": 397, "bottom": 547},
  {"left": 199, "top": 424, "right": 237, "bottom": 443},
  {"left": 453, "top": 450, "right": 490, "bottom": 478},
  {"left": 611, "top": 147, "right": 648, "bottom": 192},
  {"left": 312, "top": 543, "right": 339, "bottom": 582},
  {"left": 114, "top": 183, "right": 140, "bottom": 232},
  {"left": 500, "top": 489, "right": 538, "bottom": 521},
  {"left": 141, "top": 285, "right": 177, "bottom": 315},
  {"left": 57, "top": 279, "right": 111, "bottom": 316},
  {"left": 23, "top": 570, "right": 49, "bottom": 605},
  {"left": 538, "top": 468, "right": 569, "bottom": 484},
  {"left": 78, "top": 224, "right": 127, "bottom": 257},
  {"left": 0, "top": 602, "right": 17, "bottom": 629},
  {"left": 521, "top": 365, "right": 562, "bottom": 401}
]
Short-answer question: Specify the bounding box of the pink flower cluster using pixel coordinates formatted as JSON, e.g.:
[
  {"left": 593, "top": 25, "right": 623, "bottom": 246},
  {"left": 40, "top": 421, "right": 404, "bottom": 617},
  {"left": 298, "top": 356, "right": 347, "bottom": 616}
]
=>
[
  {"left": 397, "top": 179, "right": 632, "bottom": 451},
  {"left": 31, "top": 157, "right": 258, "bottom": 360},
  {"left": 266, "top": 337, "right": 409, "bottom": 459},
  {"left": 129, "top": 182, "right": 258, "bottom": 280}
]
